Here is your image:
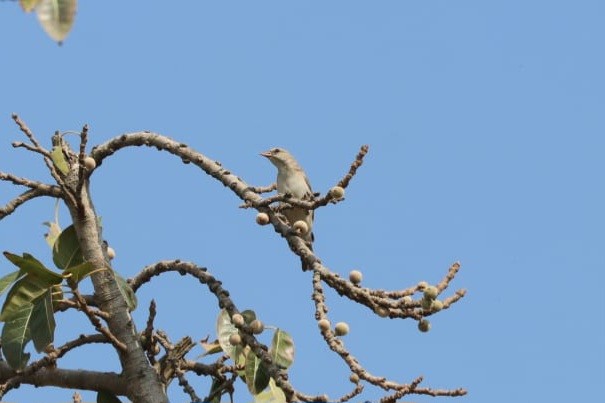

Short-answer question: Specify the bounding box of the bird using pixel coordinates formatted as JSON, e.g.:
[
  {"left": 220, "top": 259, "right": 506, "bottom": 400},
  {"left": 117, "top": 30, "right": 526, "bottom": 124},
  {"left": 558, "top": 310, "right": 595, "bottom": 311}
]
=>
[{"left": 260, "top": 147, "right": 315, "bottom": 249}]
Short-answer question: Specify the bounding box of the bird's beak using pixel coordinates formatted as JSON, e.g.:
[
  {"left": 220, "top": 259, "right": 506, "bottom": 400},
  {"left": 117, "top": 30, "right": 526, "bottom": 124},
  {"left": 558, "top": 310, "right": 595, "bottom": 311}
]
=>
[{"left": 260, "top": 150, "right": 272, "bottom": 158}]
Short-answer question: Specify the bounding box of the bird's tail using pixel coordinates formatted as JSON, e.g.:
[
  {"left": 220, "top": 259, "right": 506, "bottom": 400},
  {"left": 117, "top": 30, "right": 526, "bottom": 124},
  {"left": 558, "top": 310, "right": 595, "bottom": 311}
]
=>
[{"left": 301, "top": 232, "right": 314, "bottom": 270}]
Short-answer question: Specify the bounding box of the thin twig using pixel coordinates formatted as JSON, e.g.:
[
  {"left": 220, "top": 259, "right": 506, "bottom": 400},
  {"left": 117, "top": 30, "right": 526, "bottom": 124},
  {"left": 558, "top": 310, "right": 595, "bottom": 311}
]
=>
[
  {"left": 55, "top": 334, "right": 109, "bottom": 359},
  {"left": 12, "top": 113, "right": 42, "bottom": 148},
  {"left": 0, "top": 172, "right": 61, "bottom": 192},
  {"left": 337, "top": 144, "right": 369, "bottom": 189},
  {"left": 142, "top": 299, "right": 158, "bottom": 365},
  {"left": 11, "top": 140, "right": 50, "bottom": 157},
  {"left": 69, "top": 284, "right": 127, "bottom": 352},
  {"left": 76, "top": 124, "right": 89, "bottom": 203},
  {"left": 0, "top": 189, "right": 61, "bottom": 220},
  {"left": 247, "top": 183, "right": 277, "bottom": 194}
]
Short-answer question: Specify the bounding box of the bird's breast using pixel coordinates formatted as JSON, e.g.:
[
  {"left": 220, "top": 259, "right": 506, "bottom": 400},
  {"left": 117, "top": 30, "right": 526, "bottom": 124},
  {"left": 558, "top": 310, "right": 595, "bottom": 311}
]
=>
[{"left": 277, "top": 172, "right": 308, "bottom": 198}]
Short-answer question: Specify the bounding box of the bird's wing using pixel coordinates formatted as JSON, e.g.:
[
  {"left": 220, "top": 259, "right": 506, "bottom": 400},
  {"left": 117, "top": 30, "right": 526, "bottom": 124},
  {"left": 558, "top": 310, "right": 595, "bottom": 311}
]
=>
[{"left": 303, "top": 175, "right": 314, "bottom": 200}]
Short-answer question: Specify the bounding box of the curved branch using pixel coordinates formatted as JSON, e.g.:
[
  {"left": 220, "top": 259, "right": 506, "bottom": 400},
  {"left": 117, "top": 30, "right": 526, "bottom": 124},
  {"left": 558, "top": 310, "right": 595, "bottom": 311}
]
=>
[
  {"left": 91, "top": 133, "right": 260, "bottom": 202},
  {"left": 55, "top": 333, "right": 109, "bottom": 358},
  {"left": 90, "top": 133, "right": 466, "bottom": 401},
  {"left": 129, "top": 260, "right": 297, "bottom": 400},
  {"left": 0, "top": 188, "right": 61, "bottom": 220},
  {"left": 310, "top": 271, "right": 466, "bottom": 401},
  {"left": 92, "top": 134, "right": 465, "bottom": 320}
]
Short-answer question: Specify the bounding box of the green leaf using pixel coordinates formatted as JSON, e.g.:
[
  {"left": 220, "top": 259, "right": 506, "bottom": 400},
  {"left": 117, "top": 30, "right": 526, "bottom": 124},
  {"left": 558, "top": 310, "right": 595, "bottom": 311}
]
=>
[
  {"left": 52, "top": 225, "right": 85, "bottom": 270},
  {"left": 245, "top": 352, "right": 270, "bottom": 395},
  {"left": 208, "top": 377, "right": 224, "bottom": 403},
  {"left": 1, "top": 303, "right": 33, "bottom": 369},
  {"left": 97, "top": 390, "right": 122, "bottom": 403},
  {"left": 115, "top": 273, "right": 137, "bottom": 311},
  {"left": 216, "top": 309, "right": 239, "bottom": 360},
  {"left": 35, "top": 0, "right": 77, "bottom": 44},
  {"left": 269, "top": 329, "right": 295, "bottom": 369},
  {"left": 30, "top": 289, "right": 55, "bottom": 352},
  {"left": 20, "top": 0, "right": 43, "bottom": 12},
  {"left": 237, "top": 345, "right": 250, "bottom": 377},
  {"left": 0, "top": 274, "right": 57, "bottom": 322},
  {"left": 253, "top": 378, "right": 287, "bottom": 403},
  {"left": 3, "top": 252, "right": 63, "bottom": 285},
  {"left": 50, "top": 145, "right": 70, "bottom": 174},
  {"left": 0, "top": 271, "right": 22, "bottom": 296},
  {"left": 241, "top": 309, "right": 257, "bottom": 324},
  {"left": 63, "top": 261, "right": 97, "bottom": 284}
]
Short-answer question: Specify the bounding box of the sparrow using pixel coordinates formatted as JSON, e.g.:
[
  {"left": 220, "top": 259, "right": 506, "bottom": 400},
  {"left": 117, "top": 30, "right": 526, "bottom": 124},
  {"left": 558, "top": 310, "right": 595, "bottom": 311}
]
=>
[{"left": 260, "top": 147, "right": 315, "bottom": 248}]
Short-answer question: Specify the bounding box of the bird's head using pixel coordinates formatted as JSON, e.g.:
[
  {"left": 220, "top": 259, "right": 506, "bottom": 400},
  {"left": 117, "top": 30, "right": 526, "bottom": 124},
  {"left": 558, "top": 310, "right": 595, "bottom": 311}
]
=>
[{"left": 260, "top": 147, "right": 296, "bottom": 170}]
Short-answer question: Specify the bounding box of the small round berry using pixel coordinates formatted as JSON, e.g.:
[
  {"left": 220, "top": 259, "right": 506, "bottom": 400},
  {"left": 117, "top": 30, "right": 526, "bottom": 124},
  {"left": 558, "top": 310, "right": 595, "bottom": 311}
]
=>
[
  {"left": 375, "top": 307, "right": 389, "bottom": 317},
  {"left": 107, "top": 247, "right": 116, "bottom": 260},
  {"left": 318, "top": 319, "right": 331, "bottom": 332},
  {"left": 256, "top": 212, "right": 270, "bottom": 225},
  {"left": 402, "top": 296, "right": 413, "bottom": 304},
  {"left": 250, "top": 319, "right": 264, "bottom": 334},
  {"left": 334, "top": 322, "right": 350, "bottom": 336},
  {"left": 293, "top": 220, "right": 309, "bottom": 235},
  {"left": 430, "top": 300, "right": 444, "bottom": 312},
  {"left": 420, "top": 296, "right": 432, "bottom": 310},
  {"left": 349, "top": 270, "right": 363, "bottom": 285},
  {"left": 229, "top": 333, "right": 242, "bottom": 345},
  {"left": 417, "top": 281, "right": 429, "bottom": 290},
  {"left": 418, "top": 319, "right": 431, "bottom": 333},
  {"left": 349, "top": 373, "right": 360, "bottom": 383},
  {"left": 231, "top": 314, "right": 245, "bottom": 327},
  {"left": 329, "top": 186, "right": 345, "bottom": 199},
  {"left": 83, "top": 156, "right": 96, "bottom": 171},
  {"left": 424, "top": 286, "right": 439, "bottom": 300}
]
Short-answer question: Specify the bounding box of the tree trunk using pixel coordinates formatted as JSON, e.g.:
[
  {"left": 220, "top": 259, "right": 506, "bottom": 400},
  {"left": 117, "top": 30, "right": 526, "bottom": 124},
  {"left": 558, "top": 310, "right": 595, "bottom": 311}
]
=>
[{"left": 67, "top": 182, "right": 167, "bottom": 403}]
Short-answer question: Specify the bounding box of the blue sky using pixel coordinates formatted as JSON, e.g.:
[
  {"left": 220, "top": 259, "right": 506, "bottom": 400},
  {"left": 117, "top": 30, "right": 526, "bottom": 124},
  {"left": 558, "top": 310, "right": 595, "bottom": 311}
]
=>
[{"left": 0, "top": 1, "right": 603, "bottom": 402}]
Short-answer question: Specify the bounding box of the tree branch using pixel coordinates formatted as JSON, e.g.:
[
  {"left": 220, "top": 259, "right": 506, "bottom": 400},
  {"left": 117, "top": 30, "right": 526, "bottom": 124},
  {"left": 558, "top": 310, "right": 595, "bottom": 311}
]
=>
[
  {"left": 0, "top": 363, "right": 127, "bottom": 396},
  {"left": 0, "top": 172, "right": 62, "bottom": 194},
  {"left": 129, "top": 260, "right": 297, "bottom": 400},
  {"left": 0, "top": 189, "right": 61, "bottom": 219}
]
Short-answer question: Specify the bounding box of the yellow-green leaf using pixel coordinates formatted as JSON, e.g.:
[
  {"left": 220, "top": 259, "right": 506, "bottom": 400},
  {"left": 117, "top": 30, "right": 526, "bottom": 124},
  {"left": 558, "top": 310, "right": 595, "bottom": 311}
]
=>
[
  {"left": 36, "top": 0, "right": 77, "bottom": 43},
  {"left": 50, "top": 145, "right": 70, "bottom": 174},
  {"left": 269, "top": 329, "right": 295, "bottom": 369},
  {"left": 63, "top": 261, "right": 97, "bottom": 284},
  {"left": 20, "top": 0, "right": 42, "bottom": 12},
  {"left": 253, "top": 378, "right": 287, "bottom": 403},
  {"left": 0, "top": 271, "right": 22, "bottom": 296}
]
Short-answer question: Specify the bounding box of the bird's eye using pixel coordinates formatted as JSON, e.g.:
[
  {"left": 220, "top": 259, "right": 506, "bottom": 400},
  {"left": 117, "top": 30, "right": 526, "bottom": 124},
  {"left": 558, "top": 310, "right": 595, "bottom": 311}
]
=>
[{"left": 272, "top": 148, "right": 280, "bottom": 154}]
